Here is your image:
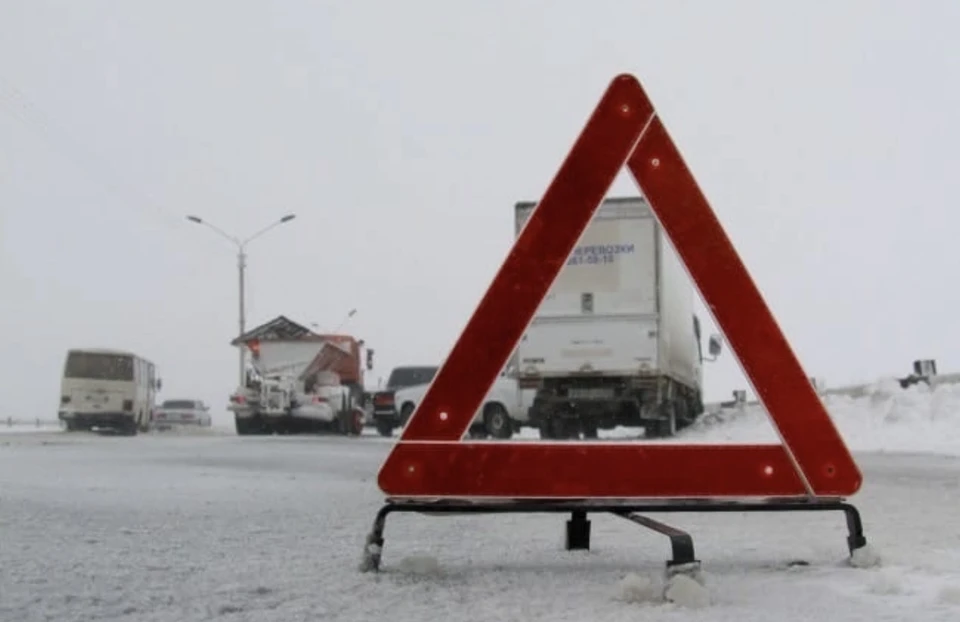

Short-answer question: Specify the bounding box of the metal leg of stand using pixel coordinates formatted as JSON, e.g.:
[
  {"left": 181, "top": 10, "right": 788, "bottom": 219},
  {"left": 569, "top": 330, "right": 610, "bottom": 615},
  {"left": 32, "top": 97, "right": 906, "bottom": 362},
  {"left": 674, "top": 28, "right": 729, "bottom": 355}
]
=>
[
  {"left": 565, "top": 510, "right": 591, "bottom": 550},
  {"left": 840, "top": 503, "right": 867, "bottom": 553},
  {"left": 613, "top": 511, "right": 700, "bottom": 571},
  {"left": 359, "top": 505, "right": 392, "bottom": 572}
]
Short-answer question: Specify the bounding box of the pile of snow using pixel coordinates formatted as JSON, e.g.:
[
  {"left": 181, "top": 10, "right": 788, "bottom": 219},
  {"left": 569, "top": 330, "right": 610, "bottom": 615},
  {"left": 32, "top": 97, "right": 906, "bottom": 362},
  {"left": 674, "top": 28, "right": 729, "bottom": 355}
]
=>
[
  {"left": 616, "top": 569, "right": 711, "bottom": 609},
  {"left": 684, "top": 377, "right": 960, "bottom": 456},
  {"left": 617, "top": 572, "right": 663, "bottom": 604},
  {"left": 849, "top": 544, "right": 883, "bottom": 569}
]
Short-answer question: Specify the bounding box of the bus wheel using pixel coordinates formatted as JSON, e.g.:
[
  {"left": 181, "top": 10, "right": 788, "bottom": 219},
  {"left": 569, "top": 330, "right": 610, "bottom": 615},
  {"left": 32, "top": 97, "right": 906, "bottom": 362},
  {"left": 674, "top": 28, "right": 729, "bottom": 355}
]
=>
[{"left": 120, "top": 419, "right": 138, "bottom": 436}]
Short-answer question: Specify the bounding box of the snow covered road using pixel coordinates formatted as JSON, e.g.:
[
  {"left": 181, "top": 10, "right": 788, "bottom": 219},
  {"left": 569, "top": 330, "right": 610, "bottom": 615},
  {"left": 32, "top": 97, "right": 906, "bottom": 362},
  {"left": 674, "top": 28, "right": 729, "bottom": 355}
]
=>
[{"left": 1, "top": 422, "right": 960, "bottom": 621}]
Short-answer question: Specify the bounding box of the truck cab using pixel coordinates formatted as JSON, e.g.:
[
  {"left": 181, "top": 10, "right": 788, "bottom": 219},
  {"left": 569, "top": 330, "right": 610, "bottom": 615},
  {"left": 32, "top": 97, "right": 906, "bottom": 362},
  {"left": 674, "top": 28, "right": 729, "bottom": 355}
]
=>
[
  {"left": 370, "top": 365, "right": 439, "bottom": 437},
  {"left": 391, "top": 365, "right": 535, "bottom": 439}
]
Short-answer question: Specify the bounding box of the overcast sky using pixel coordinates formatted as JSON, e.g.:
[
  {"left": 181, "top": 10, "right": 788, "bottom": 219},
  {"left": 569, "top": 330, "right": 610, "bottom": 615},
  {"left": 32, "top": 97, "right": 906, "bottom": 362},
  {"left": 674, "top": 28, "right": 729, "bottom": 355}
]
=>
[{"left": 1, "top": 1, "right": 958, "bottom": 426}]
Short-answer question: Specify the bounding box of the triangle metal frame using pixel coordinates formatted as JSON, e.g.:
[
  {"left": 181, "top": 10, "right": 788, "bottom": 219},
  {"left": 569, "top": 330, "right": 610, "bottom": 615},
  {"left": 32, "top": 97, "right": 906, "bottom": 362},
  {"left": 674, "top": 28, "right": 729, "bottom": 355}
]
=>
[{"left": 376, "top": 74, "right": 862, "bottom": 501}]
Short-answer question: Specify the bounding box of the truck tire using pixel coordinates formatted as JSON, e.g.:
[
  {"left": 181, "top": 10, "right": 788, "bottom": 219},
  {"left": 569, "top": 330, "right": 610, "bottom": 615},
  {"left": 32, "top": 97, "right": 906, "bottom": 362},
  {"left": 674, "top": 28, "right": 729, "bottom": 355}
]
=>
[
  {"left": 336, "top": 408, "right": 365, "bottom": 436},
  {"left": 581, "top": 421, "right": 599, "bottom": 439},
  {"left": 119, "top": 418, "right": 138, "bottom": 437},
  {"left": 235, "top": 417, "right": 248, "bottom": 435},
  {"left": 399, "top": 403, "right": 416, "bottom": 427},
  {"left": 375, "top": 418, "right": 395, "bottom": 438},
  {"left": 349, "top": 409, "right": 365, "bottom": 436},
  {"left": 646, "top": 402, "right": 677, "bottom": 438},
  {"left": 483, "top": 404, "right": 513, "bottom": 439},
  {"left": 537, "top": 418, "right": 553, "bottom": 439},
  {"left": 467, "top": 423, "right": 489, "bottom": 439},
  {"left": 674, "top": 397, "right": 691, "bottom": 431},
  {"left": 688, "top": 391, "right": 705, "bottom": 423},
  {"left": 539, "top": 416, "right": 578, "bottom": 440},
  {"left": 235, "top": 416, "right": 262, "bottom": 436}
]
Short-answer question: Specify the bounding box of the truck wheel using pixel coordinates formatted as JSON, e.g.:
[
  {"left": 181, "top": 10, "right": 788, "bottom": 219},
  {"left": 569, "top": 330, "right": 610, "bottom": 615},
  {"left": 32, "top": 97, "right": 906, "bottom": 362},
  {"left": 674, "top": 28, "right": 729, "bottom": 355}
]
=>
[
  {"left": 543, "top": 417, "right": 577, "bottom": 440},
  {"left": 350, "top": 409, "right": 365, "bottom": 436},
  {"left": 254, "top": 416, "right": 273, "bottom": 435},
  {"left": 338, "top": 409, "right": 365, "bottom": 436},
  {"left": 375, "top": 418, "right": 395, "bottom": 437},
  {"left": 276, "top": 418, "right": 294, "bottom": 435},
  {"left": 235, "top": 416, "right": 253, "bottom": 435},
  {"left": 581, "top": 421, "right": 599, "bottom": 439},
  {"left": 120, "top": 418, "right": 138, "bottom": 437},
  {"left": 687, "top": 392, "right": 705, "bottom": 423},
  {"left": 236, "top": 416, "right": 265, "bottom": 436},
  {"left": 483, "top": 404, "right": 513, "bottom": 440},
  {"left": 468, "top": 423, "right": 489, "bottom": 439},
  {"left": 673, "top": 398, "right": 688, "bottom": 431},
  {"left": 399, "top": 403, "right": 416, "bottom": 427},
  {"left": 647, "top": 402, "right": 677, "bottom": 438},
  {"left": 674, "top": 396, "right": 695, "bottom": 430},
  {"left": 537, "top": 418, "right": 554, "bottom": 439}
]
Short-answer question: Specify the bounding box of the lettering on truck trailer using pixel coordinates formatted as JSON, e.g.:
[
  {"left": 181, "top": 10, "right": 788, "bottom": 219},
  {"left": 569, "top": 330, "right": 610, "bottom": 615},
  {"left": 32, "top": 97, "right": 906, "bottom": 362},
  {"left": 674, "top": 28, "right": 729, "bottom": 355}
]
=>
[{"left": 566, "top": 243, "right": 635, "bottom": 267}]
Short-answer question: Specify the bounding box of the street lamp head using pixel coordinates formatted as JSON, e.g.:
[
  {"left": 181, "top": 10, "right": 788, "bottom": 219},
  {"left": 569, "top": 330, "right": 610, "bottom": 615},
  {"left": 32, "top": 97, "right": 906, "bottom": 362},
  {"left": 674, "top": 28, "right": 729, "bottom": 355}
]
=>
[
  {"left": 186, "top": 215, "right": 202, "bottom": 224},
  {"left": 280, "top": 214, "right": 296, "bottom": 223}
]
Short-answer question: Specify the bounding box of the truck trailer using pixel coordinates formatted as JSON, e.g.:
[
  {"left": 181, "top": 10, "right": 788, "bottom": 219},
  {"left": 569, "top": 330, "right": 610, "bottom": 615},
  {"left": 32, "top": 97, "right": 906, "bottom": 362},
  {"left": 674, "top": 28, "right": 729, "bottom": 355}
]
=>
[{"left": 514, "top": 196, "right": 723, "bottom": 439}]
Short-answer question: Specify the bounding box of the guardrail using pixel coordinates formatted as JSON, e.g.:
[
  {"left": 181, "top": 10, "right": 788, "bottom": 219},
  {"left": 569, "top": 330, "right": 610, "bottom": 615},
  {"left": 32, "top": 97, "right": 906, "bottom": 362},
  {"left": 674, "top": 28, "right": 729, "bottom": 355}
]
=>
[
  {"left": 704, "top": 359, "right": 960, "bottom": 412},
  {"left": 3, "top": 417, "right": 60, "bottom": 428}
]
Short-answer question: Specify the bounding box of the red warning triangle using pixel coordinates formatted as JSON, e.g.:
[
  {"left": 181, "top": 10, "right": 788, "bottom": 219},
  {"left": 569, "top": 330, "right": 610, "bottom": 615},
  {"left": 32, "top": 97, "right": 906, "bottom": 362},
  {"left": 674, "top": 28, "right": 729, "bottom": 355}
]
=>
[{"left": 377, "top": 74, "right": 862, "bottom": 500}]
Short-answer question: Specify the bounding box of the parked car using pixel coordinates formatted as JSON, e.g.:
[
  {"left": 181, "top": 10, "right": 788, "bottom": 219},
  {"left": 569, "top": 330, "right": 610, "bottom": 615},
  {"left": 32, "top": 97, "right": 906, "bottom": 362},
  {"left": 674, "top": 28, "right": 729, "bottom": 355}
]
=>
[{"left": 152, "top": 399, "right": 212, "bottom": 430}]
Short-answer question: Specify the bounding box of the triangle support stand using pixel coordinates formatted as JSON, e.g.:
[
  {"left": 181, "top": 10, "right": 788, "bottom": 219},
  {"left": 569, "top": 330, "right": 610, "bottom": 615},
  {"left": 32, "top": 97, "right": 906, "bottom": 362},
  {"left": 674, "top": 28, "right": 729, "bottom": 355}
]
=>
[{"left": 360, "top": 74, "right": 870, "bottom": 575}]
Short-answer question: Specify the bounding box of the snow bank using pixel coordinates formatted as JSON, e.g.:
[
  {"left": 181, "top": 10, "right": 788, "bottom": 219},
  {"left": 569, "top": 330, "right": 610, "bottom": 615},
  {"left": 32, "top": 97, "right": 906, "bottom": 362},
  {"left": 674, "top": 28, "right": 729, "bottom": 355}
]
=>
[
  {"left": 615, "top": 569, "right": 711, "bottom": 609},
  {"left": 684, "top": 378, "right": 960, "bottom": 456}
]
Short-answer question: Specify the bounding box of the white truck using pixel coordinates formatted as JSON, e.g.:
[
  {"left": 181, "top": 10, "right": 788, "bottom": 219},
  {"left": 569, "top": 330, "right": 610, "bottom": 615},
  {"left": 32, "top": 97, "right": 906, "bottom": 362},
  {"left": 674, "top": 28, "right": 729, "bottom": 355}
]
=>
[
  {"left": 227, "top": 337, "right": 369, "bottom": 436},
  {"left": 514, "top": 196, "right": 723, "bottom": 439}
]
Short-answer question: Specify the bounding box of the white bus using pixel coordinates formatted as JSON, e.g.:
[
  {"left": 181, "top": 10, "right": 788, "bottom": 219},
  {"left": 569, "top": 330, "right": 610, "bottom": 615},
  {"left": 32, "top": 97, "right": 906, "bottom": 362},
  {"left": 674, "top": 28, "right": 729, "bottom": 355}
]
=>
[{"left": 58, "top": 348, "right": 162, "bottom": 435}]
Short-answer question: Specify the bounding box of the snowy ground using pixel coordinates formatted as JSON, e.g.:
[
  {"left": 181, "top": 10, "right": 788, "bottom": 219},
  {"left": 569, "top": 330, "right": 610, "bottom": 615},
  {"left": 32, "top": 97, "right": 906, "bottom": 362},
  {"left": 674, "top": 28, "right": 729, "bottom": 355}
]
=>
[{"left": 2, "top": 379, "right": 960, "bottom": 621}]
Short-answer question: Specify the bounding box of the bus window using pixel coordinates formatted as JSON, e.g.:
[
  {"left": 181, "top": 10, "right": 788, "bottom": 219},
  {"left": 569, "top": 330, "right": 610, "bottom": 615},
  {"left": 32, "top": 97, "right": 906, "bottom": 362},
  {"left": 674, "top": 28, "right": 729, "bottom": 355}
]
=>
[{"left": 65, "top": 351, "right": 134, "bottom": 381}]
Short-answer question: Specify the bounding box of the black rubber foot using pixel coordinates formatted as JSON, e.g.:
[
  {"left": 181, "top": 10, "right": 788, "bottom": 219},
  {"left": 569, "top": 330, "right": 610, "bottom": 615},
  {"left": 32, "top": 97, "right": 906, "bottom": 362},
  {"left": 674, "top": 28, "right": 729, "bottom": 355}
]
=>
[
  {"left": 565, "top": 510, "right": 591, "bottom": 550},
  {"left": 359, "top": 534, "right": 384, "bottom": 573}
]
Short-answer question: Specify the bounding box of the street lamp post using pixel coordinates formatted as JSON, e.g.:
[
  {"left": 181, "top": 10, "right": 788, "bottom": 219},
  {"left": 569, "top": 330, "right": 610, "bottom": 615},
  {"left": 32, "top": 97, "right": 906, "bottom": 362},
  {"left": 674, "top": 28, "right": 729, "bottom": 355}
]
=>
[
  {"left": 186, "top": 213, "right": 297, "bottom": 387},
  {"left": 333, "top": 308, "right": 358, "bottom": 333},
  {"left": 312, "top": 308, "right": 358, "bottom": 334}
]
